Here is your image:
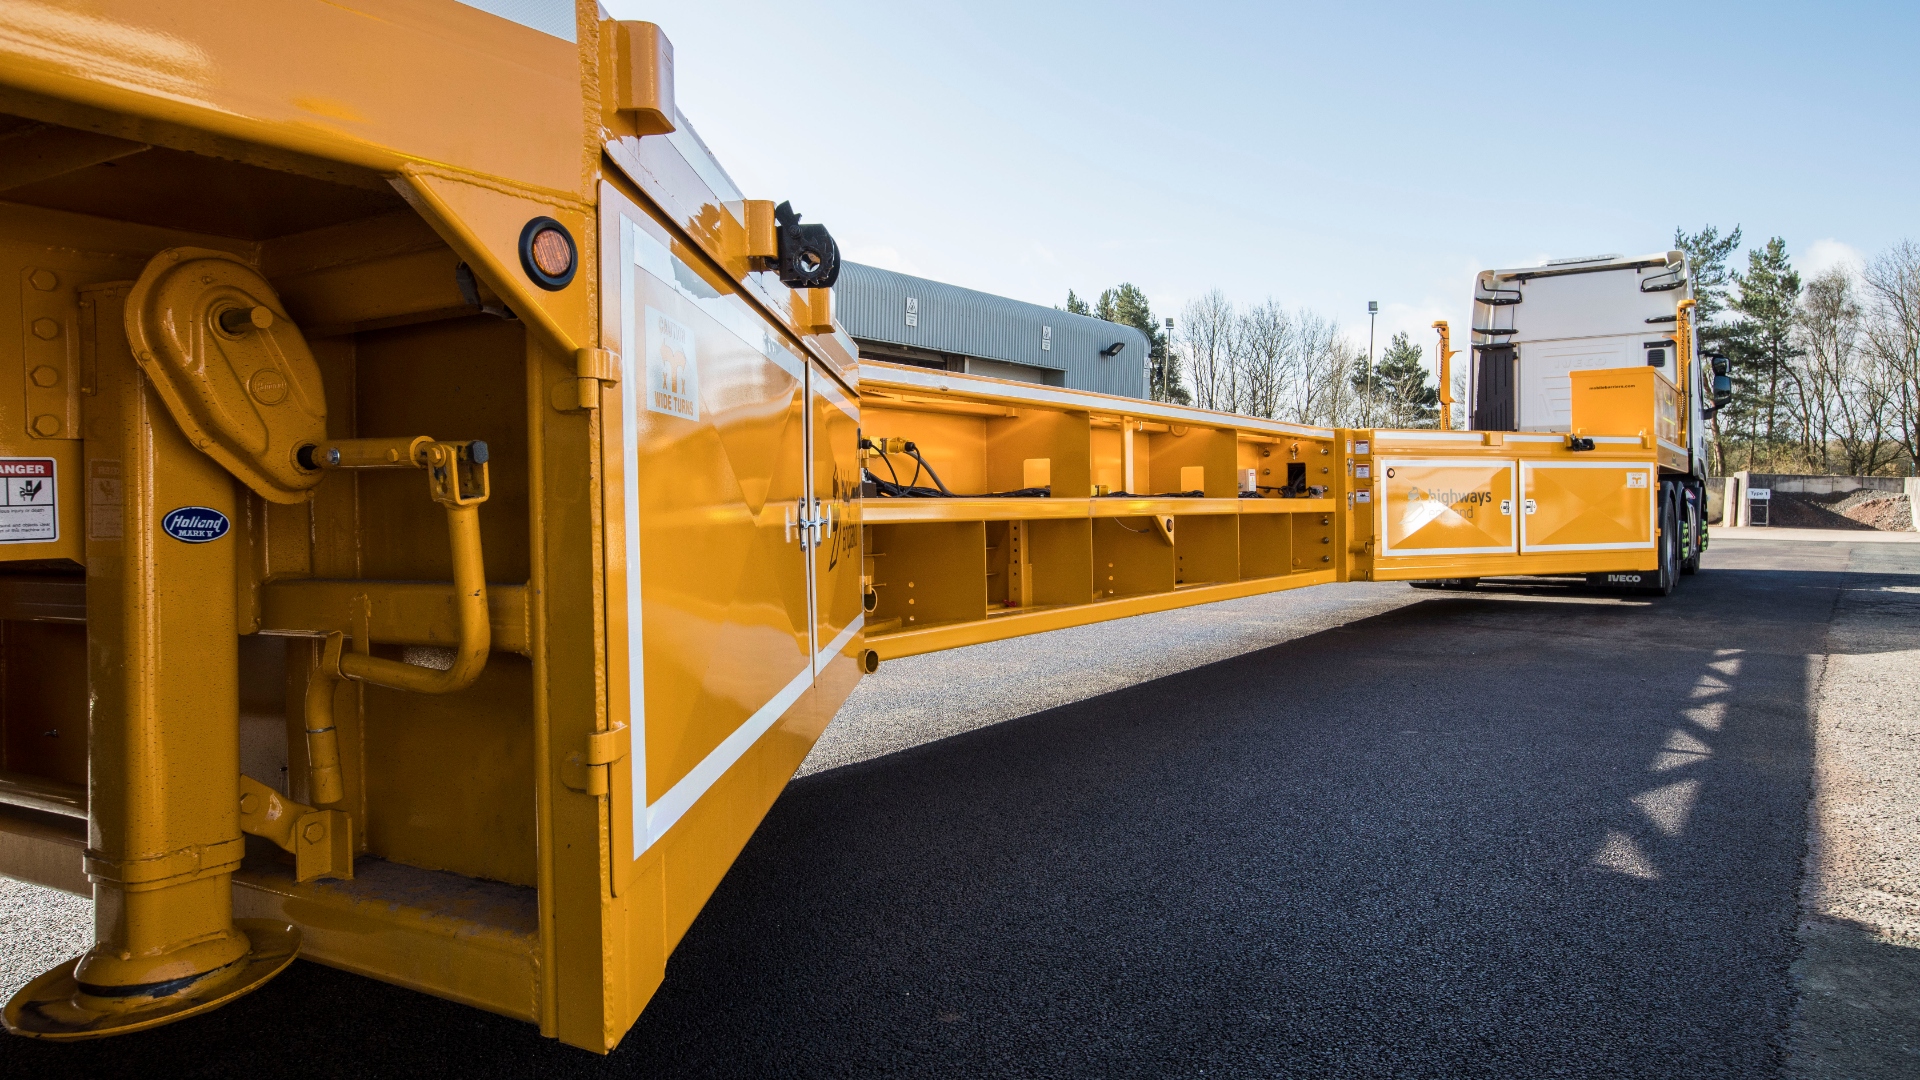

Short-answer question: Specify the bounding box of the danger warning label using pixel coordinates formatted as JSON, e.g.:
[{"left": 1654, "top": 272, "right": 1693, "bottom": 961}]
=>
[{"left": 0, "top": 458, "right": 56, "bottom": 543}]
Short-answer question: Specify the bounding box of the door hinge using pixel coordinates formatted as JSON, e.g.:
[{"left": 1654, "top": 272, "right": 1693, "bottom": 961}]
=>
[
  {"left": 568, "top": 347, "right": 620, "bottom": 411},
  {"left": 561, "top": 721, "right": 630, "bottom": 796}
]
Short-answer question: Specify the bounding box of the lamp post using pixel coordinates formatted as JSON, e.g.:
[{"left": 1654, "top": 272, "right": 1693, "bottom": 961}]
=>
[
  {"left": 1365, "top": 300, "right": 1378, "bottom": 426},
  {"left": 1162, "top": 316, "right": 1174, "bottom": 401}
]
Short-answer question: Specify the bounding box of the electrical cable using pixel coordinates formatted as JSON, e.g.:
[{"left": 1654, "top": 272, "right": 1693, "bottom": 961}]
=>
[{"left": 860, "top": 438, "right": 1051, "bottom": 499}]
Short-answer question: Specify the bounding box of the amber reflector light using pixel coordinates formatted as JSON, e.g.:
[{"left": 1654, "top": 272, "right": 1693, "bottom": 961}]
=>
[{"left": 530, "top": 228, "right": 572, "bottom": 277}]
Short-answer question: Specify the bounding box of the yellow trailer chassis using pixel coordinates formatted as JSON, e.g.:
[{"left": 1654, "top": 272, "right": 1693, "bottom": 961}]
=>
[{"left": 0, "top": 1, "right": 1688, "bottom": 1052}]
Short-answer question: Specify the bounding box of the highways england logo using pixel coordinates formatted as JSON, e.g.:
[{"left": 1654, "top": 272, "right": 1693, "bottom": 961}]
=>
[{"left": 1405, "top": 486, "right": 1494, "bottom": 507}]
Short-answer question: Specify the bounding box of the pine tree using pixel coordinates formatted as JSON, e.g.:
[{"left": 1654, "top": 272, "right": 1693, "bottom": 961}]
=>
[
  {"left": 1350, "top": 332, "right": 1438, "bottom": 428},
  {"left": 1064, "top": 289, "right": 1091, "bottom": 316},
  {"left": 1730, "top": 238, "right": 1803, "bottom": 463},
  {"left": 1088, "top": 282, "right": 1188, "bottom": 404},
  {"left": 1674, "top": 224, "right": 1743, "bottom": 325},
  {"left": 1675, "top": 224, "right": 1744, "bottom": 471}
]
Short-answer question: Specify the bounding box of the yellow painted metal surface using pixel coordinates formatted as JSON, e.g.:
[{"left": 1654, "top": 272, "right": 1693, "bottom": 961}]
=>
[{"left": 0, "top": 0, "right": 1685, "bottom": 1056}]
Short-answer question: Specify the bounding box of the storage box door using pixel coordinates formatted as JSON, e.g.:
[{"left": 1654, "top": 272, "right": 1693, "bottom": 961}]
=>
[
  {"left": 601, "top": 188, "right": 814, "bottom": 877},
  {"left": 1518, "top": 461, "right": 1657, "bottom": 553},
  {"left": 1376, "top": 458, "right": 1518, "bottom": 556}
]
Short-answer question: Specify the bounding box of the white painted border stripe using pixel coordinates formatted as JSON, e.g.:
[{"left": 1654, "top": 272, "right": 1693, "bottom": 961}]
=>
[
  {"left": 621, "top": 219, "right": 650, "bottom": 859},
  {"left": 642, "top": 662, "right": 813, "bottom": 846},
  {"left": 816, "top": 613, "right": 863, "bottom": 675}
]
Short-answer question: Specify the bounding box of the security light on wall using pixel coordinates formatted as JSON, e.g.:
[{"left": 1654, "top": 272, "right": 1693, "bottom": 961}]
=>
[{"left": 1100, "top": 341, "right": 1126, "bottom": 357}]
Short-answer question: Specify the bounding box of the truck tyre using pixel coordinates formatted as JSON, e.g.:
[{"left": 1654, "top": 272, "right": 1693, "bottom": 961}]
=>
[
  {"left": 1680, "top": 486, "right": 1702, "bottom": 576},
  {"left": 1644, "top": 486, "right": 1679, "bottom": 596}
]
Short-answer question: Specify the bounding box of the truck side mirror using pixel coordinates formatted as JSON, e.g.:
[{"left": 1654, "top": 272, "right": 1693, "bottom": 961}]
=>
[
  {"left": 1709, "top": 354, "right": 1730, "bottom": 377},
  {"left": 1711, "top": 373, "right": 1733, "bottom": 410}
]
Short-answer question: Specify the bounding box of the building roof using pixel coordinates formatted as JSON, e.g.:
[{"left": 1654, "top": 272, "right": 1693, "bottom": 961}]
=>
[{"left": 833, "top": 262, "right": 1150, "bottom": 398}]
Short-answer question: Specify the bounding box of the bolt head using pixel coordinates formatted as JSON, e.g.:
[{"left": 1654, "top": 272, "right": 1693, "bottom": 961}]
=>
[
  {"left": 30, "top": 365, "right": 59, "bottom": 388},
  {"left": 28, "top": 269, "right": 57, "bottom": 291},
  {"left": 31, "top": 414, "right": 61, "bottom": 437},
  {"left": 31, "top": 318, "right": 59, "bottom": 340},
  {"left": 303, "top": 821, "right": 326, "bottom": 844}
]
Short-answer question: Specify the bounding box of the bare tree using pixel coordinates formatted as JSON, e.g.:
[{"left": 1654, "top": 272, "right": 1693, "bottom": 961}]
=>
[
  {"left": 1792, "top": 268, "right": 1900, "bottom": 474},
  {"left": 1181, "top": 290, "right": 1237, "bottom": 411},
  {"left": 1235, "top": 300, "right": 1291, "bottom": 419},
  {"left": 1281, "top": 311, "right": 1348, "bottom": 426},
  {"left": 1862, "top": 241, "right": 1920, "bottom": 471}
]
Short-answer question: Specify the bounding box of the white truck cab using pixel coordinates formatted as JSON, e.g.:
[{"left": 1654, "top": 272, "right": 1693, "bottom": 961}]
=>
[
  {"left": 1469, "top": 251, "right": 1712, "bottom": 482},
  {"left": 1466, "top": 249, "right": 1735, "bottom": 591}
]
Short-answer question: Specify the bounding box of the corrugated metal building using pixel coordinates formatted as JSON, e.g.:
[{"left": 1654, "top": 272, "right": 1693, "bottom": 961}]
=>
[{"left": 833, "top": 263, "right": 1150, "bottom": 399}]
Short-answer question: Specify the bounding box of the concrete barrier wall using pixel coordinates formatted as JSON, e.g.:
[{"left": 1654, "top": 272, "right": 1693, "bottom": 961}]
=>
[
  {"left": 1745, "top": 473, "right": 1906, "bottom": 495},
  {"left": 1711, "top": 472, "right": 1915, "bottom": 530}
]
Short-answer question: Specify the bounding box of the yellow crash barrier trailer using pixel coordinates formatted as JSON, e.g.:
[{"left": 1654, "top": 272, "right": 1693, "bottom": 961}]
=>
[{"left": 0, "top": 1, "right": 1688, "bottom": 1052}]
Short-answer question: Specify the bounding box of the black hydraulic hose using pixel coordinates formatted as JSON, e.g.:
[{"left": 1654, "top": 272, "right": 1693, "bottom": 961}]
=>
[
  {"left": 861, "top": 438, "right": 1049, "bottom": 498},
  {"left": 904, "top": 445, "right": 953, "bottom": 496}
]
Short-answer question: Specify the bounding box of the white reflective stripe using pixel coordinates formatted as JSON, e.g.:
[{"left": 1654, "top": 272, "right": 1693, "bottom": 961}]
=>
[
  {"left": 1657, "top": 438, "right": 1686, "bottom": 456},
  {"left": 815, "top": 613, "right": 863, "bottom": 675},
  {"left": 816, "top": 371, "right": 858, "bottom": 422},
  {"left": 858, "top": 362, "right": 1332, "bottom": 440},
  {"left": 664, "top": 113, "right": 745, "bottom": 203},
  {"left": 450, "top": 0, "right": 574, "bottom": 41},
  {"left": 1374, "top": 430, "right": 1482, "bottom": 443},
  {"left": 643, "top": 661, "right": 813, "bottom": 848}
]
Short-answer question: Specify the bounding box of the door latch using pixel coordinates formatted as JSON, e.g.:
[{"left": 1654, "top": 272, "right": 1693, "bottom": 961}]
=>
[{"left": 785, "top": 500, "right": 832, "bottom": 547}]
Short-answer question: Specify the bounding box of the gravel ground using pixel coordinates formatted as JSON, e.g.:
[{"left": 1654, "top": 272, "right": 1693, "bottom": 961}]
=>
[
  {"left": 3, "top": 537, "right": 1916, "bottom": 1078},
  {"left": 0, "top": 877, "right": 87, "bottom": 1006},
  {"left": 1788, "top": 541, "right": 1920, "bottom": 1077},
  {"left": 1767, "top": 492, "right": 1913, "bottom": 532}
]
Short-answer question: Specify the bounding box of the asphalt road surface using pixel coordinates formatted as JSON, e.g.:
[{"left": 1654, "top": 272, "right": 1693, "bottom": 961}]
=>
[{"left": 6, "top": 535, "right": 1917, "bottom": 1078}]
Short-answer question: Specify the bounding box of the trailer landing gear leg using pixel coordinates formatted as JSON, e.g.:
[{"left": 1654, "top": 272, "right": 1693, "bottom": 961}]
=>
[{"left": 3, "top": 281, "right": 298, "bottom": 1039}]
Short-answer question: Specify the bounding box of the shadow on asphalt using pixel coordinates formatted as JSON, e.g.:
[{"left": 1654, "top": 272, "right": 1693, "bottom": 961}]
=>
[{"left": 16, "top": 559, "right": 1897, "bottom": 1079}]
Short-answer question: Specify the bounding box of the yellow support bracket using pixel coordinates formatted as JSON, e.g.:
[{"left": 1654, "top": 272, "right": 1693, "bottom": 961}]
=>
[
  {"left": 299, "top": 436, "right": 494, "bottom": 805},
  {"left": 237, "top": 775, "right": 352, "bottom": 884}
]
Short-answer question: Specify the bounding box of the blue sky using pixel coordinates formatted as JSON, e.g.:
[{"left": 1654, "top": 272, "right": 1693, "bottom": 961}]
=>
[{"left": 607, "top": 1, "right": 1918, "bottom": 368}]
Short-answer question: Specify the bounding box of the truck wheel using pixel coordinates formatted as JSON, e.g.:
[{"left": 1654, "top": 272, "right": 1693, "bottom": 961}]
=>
[
  {"left": 1680, "top": 488, "right": 1702, "bottom": 576},
  {"left": 1645, "top": 487, "right": 1679, "bottom": 596}
]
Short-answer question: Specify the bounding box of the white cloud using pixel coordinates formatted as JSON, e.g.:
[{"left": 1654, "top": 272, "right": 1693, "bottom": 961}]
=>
[{"left": 1801, "top": 238, "right": 1866, "bottom": 279}]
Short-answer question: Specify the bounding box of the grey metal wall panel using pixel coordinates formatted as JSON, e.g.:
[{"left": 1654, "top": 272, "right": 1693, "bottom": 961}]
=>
[{"left": 834, "top": 263, "right": 1150, "bottom": 399}]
